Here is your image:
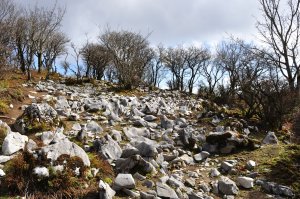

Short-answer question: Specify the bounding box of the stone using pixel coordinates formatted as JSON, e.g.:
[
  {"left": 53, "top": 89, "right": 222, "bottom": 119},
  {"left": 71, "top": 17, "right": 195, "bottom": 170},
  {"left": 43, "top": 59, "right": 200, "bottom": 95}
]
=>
[
  {"left": 121, "top": 144, "right": 139, "bottom": 158},
  {"left": 246, "top": 160, "right": 256, "bottom": 170},
  {"left": 218, "top": 176, "right": 239, "bottom": 195},
  {"left": 185, "top": 178, "right": 196, "bottom": 187},
  {"left": 258, "top": 180, "right": 294, "bottom": 197},
  {"left": 14, "top": 103, "right": 58, "bottom": 134},
  {"left": 2, "top": 132, "right": 28, "bottom": 155},
  {"left": 140, "top": 191, "right": 156, "bottom": 199},
  {"left": 210, "top": 168, "right": 221, "bottom": 177},
  {"left": 113, "top": 174, "right": 135, "bottom": 190},
  {"left": 33, "top": 167, "right": 49, "bottom": 178},
  {"left": 133, "top": 172, "right": 146, "bottom": 181},
  {"left": 0, "top": 155, "right": 12, "bottom": 163},
  {"left": 0, "top": 169, "right": 5, "bottom": 177},
  {"left": 99, "top": 180, "right": 116, "bottom": 199},
  {"left": 27, "top": 139, "right": 38, "bottom": 153},
  {"left": 193, "top": 151, "right": 210, "bottom": 162},
  {"left": 96, "top": 135, "right": 122, "bottom": 160},
  {"left": 123, "top": 127, "right": 150, "bottom": 139},
  {"left": 262, "top": 132, "right": 278, "bottom": 145},
  {"left": 236, "top": 176, "right": 254, "bottom": 189},
  {"left": 116, "top": 155, "right": 157, "bottom": 174},
  {"left": 221, "top": 161, "right": 234, "bottom": 172},
  {"left": 156, "top": 182, "right": 179, "bottom": 199},
  {"left": 41, "top": 131, "right": 55, "bottom": 145},
  {"left": 178, "top": 128, "right": 196, "bottom": 149},
  {"left": 41, "top": 139, "right": 90, "bottom": 166},
  {"left": 111, "top": 130, "right": 122, "bottom": 142},
  {"left": 143, "top": 179, "right": 155, "bottom": 188},
  {"left": 179, "top": 154, "right": 194, "bottom": 165},
  {"left": 144, "top": 115, "right": 157, "bottom": 122},
  {"left": 122, "top": 188, "right": 140, "bottom": 198},
  {"left": 136, "top": 141, "right": 158, "bottom": 157},
  {"left": 86, "top": 121, "right": 103, "bottom": 134},
  {"left": 160, "top": 115, "right": 174, "bottom": 129}
]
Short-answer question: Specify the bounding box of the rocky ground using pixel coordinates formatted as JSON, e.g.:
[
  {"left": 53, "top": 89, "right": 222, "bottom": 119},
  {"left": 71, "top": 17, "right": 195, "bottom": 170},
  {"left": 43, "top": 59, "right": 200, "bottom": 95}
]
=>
[{"left": 0, "top": 78, "right": 298, "bottom": 199}]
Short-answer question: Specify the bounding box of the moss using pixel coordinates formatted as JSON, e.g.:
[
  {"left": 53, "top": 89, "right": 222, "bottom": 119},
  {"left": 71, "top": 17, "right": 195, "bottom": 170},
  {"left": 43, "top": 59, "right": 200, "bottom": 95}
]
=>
[
  {"left": 0, "top": 125, "right": 8, "bottom": 148},
  {"left": 0, "top": 100, "right": 9, "bottom": 114}
]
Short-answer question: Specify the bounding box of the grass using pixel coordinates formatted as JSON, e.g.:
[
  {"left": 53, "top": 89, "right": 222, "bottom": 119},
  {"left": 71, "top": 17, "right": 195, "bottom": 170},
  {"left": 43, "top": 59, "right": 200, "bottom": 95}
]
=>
[{"left": 217, "top": 143, "right": 300, "bottom": 198}]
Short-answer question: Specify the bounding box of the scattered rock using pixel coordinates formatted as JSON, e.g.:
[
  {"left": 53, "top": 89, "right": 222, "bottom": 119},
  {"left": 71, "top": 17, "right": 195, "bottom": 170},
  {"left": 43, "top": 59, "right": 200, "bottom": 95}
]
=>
[
  {"left": 156, "top": 182, "right": 179, "bottom": 199},
  {"left": 99, "top": 180, "right": 116, "bottom": 199}
]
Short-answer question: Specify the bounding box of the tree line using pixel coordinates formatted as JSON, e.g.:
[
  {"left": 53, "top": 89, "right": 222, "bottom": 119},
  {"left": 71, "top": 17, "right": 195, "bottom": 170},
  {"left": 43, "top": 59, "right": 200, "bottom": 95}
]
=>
[{"left": 1, "top": 0, "right": 300, "bottom": 129}]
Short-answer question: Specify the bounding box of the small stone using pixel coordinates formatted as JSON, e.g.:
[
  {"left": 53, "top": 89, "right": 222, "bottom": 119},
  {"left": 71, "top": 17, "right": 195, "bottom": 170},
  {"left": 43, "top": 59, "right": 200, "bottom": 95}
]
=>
[
  {"left": 210, "top": 168, "right": 221, "bottom": 177},
  {"left": 33, "top": 167, "right": 49, "bottom": 178},
  {"left": 262, "top": 132, "right": 278, "bottom": 145},
  {"left": 221, "top": 161, "right": 234, "bottom": 172},
  {"left": 246, "top": 160, "right": 256, "bottom": 170}
]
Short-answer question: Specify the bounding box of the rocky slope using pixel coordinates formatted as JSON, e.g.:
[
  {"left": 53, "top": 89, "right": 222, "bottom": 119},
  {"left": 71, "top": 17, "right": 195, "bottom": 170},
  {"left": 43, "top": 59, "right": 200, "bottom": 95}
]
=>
[{"left": 0, "top": 79, "right": 297, "bottom": 199}]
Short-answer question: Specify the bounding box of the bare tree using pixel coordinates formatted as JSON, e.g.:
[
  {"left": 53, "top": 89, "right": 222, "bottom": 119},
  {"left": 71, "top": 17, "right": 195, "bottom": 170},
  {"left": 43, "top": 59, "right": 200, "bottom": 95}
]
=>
[
  {"left": 81, "top": 42, "right": 110, "bottom": 80},
  {"left": 163, "top": 46, "right": 188, "bottom": 91},
  {"left": 0, "top": 0, "right": 17, "bottom": 72},
  {"left": 31, "top": 4, "right": 65, "bottom": 73},
  {"left": 257, "top": 0, "right": 300, "bottom": 92},
  {"left": 99, "top": 30, "right": 153, "bottom": 89},
  {"left": 144, "top": 45, "right": 167, "bottom": 87},
  {"left": 186, "top": 46, "right": 210, "bottom": 94},
  {"left": 43, "top": 31, "right": 69, "bottom": 79}
]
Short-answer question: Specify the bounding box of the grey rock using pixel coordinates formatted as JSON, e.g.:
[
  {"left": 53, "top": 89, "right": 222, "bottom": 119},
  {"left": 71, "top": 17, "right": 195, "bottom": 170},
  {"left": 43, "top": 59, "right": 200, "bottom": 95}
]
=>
[
  {"left": 111, "top": 130, "right": 122, "bottom": 142},
  {"left": 156, "top": 182, "right": 179, "bottom": 199},
  {"left": 121, "top": 144, "right": 139, "bottom": 158},
  {"left": 140, "top": 191, "right": 157, "bottom": 199},
  {"left": 27, "top": 139, "right": 38, "bottom": 153},
  {"left": 2, "top": 132, "right": 28, "bottom": 155},
  {"left": 210, "top": 168, "right": 221, "bottom": 177},
  {"left": 116, "top": 155, "right": 157, "bottom": 174},
  {"left": 193, "top": 151, "right": 210, "bottom": 162},
  {"left": 262, "top": 132, "right": 278, "bottom": 145},
  {"left": 258, "top": 180, "right": 294, "bottom": 197},
  {"left": 160, "top": 115, "right": 174, "bottom": 129},
  {"left": 99, "top": 180, "right": 116, "bottom": 199},
  {"left": 143, "top": 179, "right": 155, "bottom": 188},
  {"left": 14, "top": 103, "right": 58, "bottom": 134},
  {"left": 86, "top": 121, "right": 103, "bottom": 134},
  {"left": 113, "top": 173, "right": 135, "bottom": 190},
  {"left": 218, "top": 176, "right": 239, "bottom": 195},
  {"left": 221, "top": 161, "right": 234, "bottom": 172},
  {"left": 185, "top": 178, "right": 195, "bottom": 187},
  {"left": 122, "top": 188, "right": 140, "bottom": 198},
  {"left": 136, "top": 141, "right": 158, "bottom": 158},
  {"left": 123, "top": 127, "right": 150, "bottom": 139},
  {"left": 133, "top": 172, "right": 146, "bottom": 181},
  {"left": 41, "top": 138, "right": 90, "bottom": 166},
  {"left": 97, "top": 135, "right": 122, "bottom": 160},
  {"left": 199, "top": 183, "right": 211, "bottom": 193},
  {"left": 144, "top": 115, "right": 157, "bottom": 122},
  {"left": 246, "top": 160, "right": 256, "bottom": 170}
]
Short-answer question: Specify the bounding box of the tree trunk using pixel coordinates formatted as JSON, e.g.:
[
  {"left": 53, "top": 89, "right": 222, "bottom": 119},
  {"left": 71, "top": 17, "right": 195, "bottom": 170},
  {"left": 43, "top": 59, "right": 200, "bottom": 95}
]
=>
[{"left": 37, "top": 52, "right": 42, "bottom": 73}]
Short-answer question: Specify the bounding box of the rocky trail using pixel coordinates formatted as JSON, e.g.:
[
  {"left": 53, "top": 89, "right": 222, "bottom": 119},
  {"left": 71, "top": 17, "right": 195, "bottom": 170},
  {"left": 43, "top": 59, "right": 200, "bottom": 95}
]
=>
[{"left": 0, "top": 79, "right": 298, "bottom": 199}]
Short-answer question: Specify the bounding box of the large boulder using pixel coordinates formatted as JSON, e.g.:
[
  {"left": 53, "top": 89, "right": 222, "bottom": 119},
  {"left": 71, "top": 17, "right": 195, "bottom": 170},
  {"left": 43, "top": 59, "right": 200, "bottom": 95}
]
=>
[
  {"left": 14, "top": 103, "right": 58, "bottom": 134},
  {"left": 2, "top": 132, "right": 28, "bottom": 155},
  {"left": 41, "top": 138, "right": 90, "bottom": 166},
  {"left": 218, "top": 176, "right": 239, "bottom": 195}
]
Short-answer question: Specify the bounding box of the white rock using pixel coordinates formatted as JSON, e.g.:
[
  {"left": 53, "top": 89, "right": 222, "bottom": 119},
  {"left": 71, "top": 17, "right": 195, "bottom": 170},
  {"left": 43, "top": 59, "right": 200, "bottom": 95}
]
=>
[
  {"left": 210, "top": 168, "right": 221, "bottom": 177},
  {"left": 41, "top": 139, "right": 90, "bottom": 166},
  {"left": 113, "top": 174, "right": 135, "bottom": 190},
  {"left": 33, "top": 167, "right": 49, "bottom": 178},
  {"left": 246, "top": 160, "right": 256, "bottom": 170},
  {"left": 2, "top": 132, "right": 28, "bottom": 155},
  {"left": 236, "top": 176, "right": 254, "bottom": 189},
  {"left": 0, "top": 169, "right": 5, "bottom": 177},
  {"left": 0, "top": 155, "right": 13, "bottom": 163}
]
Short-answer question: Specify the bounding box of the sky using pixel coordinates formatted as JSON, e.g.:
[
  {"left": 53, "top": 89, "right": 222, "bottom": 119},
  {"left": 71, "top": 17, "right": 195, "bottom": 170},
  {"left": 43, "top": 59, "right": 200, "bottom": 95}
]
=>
[{"left": 14, "top": 0, "right": 262, "bottom": 48}]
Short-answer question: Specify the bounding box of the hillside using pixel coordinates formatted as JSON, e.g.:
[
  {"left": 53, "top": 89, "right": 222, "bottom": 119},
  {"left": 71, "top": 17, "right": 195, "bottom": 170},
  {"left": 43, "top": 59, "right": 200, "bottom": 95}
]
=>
[{"left": 0, "top": 74, "right": 298, "bottom": 199}]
